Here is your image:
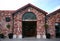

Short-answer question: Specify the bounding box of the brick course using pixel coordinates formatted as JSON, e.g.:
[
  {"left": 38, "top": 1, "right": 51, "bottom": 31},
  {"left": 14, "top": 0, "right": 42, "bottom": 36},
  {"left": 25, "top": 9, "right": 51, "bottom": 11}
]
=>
[{"left": 0, "top": 4, "right": 60, "bottom": 38}]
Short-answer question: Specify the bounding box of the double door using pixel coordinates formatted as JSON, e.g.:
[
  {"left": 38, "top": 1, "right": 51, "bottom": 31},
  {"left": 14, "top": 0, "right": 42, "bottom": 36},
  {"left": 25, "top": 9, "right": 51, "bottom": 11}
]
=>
[{"left": 22, "top": 21, "right": 36, "bottom": 38}]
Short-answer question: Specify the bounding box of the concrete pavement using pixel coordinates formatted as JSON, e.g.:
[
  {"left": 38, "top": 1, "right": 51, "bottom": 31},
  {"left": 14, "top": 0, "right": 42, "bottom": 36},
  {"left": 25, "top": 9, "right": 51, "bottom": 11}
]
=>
[{"left": 0, "top": 38, "right": 60, "bottom": 41}]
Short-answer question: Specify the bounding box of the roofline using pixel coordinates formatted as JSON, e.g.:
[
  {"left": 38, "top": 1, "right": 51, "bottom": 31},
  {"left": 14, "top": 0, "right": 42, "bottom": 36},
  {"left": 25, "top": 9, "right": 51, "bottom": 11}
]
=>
[
  {"left": 13, "top": 3, "right": 48, "bottom": 16},
  {"left": 50, "top": 9, "right": 60, "bottom": 14},
  {"left": 46, "top": 8, "right": 60, "bottom": 20},
  {"left": 48, "top": 9, "right": 60, "bottom": 16}
]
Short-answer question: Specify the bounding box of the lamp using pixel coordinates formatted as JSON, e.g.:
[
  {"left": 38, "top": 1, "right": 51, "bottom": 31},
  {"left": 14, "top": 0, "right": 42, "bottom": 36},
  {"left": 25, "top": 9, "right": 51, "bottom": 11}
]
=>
[{"left": 55, "top": 23, "right": 59, "bottom": 26}]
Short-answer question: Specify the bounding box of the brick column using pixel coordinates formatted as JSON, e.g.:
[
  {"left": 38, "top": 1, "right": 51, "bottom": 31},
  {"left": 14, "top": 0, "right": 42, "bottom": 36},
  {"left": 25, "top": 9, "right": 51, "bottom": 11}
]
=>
[
  {"left": 37, "top": 21, "right": 41, "bottom": 38},
  {"left": 17, "top": 20, "right": 22, "bottom": 39},
  {"left": 37, "top": 20, "right": 46, "bottom": 39}
]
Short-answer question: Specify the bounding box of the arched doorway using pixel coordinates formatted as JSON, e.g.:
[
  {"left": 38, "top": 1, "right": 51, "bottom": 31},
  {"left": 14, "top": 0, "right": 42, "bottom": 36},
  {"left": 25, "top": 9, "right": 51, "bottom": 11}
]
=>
[{"left": 22, "top": 12, "right": 37, "bottom": 38}]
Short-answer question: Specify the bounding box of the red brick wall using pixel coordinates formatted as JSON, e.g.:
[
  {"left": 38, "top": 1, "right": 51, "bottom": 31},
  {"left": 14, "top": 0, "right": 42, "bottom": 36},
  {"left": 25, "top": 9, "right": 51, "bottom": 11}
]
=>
[
  {"left": 0, "top": 9, "right": 60, "bottom": 38},
  {"left": 47, "top": 13, "right": 60, "bottom": 38},
  {"left": 0, "top": 11, "right": 15, "bottom": 36},
  {"left": 13, "top": 7, "right": 46, "bottom": 37}
]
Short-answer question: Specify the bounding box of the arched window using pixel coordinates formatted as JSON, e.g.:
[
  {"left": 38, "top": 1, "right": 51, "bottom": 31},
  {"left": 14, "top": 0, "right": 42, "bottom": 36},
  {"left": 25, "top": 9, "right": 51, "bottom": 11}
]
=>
[{"left": 22, "top": 12, "right": 36, "bottom": 21}]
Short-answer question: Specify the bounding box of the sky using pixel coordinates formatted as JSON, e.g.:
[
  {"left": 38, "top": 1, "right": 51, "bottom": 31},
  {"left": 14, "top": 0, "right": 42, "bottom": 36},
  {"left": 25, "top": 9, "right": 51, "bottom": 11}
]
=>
[{"left": 0, "top": 0, "right": 60, "bottom": 13}]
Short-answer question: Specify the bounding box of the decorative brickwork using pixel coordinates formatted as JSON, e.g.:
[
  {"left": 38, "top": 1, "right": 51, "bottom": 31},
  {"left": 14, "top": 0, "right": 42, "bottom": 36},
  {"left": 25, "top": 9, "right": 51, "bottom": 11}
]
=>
[
  {"left": 13, "top": 6, "right": 46, "bottom": 38},
  {"left": 47, "top": 9, "right": 60, "bottom": 38},
  {"left": 0, "top": 10, "right": 15, "bottom": 36},
  {"left": 0, "top": 4, "right": 60, "bottom": 39}
]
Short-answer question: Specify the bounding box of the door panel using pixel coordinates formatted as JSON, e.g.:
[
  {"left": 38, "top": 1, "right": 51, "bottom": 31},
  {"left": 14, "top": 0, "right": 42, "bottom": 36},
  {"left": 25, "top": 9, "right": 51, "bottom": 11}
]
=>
[
  {"left": 55, "top": 23, "right": 60, "bottom": 38},
  {"left": 22, "top": 21, "right": 36, "bottom": 38}
]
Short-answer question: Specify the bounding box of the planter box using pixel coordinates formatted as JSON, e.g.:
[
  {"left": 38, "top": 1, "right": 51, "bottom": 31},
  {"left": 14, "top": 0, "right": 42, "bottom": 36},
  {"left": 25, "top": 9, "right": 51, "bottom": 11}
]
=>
[
  {"left": 0, "top": 34, "right": 5, "bottom": 38},
  {"left": 8, "top": 33, "right": 13, "bottom": 39},
  {"left": 46, "top": 33, "right": 50, "bottom": 39}
]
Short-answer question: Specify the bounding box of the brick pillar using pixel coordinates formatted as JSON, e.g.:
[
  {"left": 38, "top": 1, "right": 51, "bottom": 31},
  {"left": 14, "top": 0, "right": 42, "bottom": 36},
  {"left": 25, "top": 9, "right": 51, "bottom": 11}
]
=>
[
  {"left": 37, "top": 21, "right": 41, "bottom": 38},
  {"left": 13, "top": 23, "right": 17, "bottom": 39},
  {"left": 37, "top": 20, "right": 46, "bottom": 39},
  {"left": 17, "top": 20, "right": 22, "bottom": 39}
]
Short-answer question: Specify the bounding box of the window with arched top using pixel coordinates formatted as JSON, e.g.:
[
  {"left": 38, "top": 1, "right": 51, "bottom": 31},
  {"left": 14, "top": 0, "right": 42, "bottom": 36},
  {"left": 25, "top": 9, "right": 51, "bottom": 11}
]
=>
[{"left": 22, "top": 12, "right": 36, "bottom": 21}]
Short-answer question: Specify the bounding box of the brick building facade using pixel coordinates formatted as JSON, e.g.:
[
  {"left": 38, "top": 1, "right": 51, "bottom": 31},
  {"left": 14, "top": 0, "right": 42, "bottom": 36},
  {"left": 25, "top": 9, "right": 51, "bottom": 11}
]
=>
[
  {"left": 47, "top": 9, "right": 60, "bottom": 38},
  {"left": 0, "top": 4, "right": 60, "bottom": 39}
]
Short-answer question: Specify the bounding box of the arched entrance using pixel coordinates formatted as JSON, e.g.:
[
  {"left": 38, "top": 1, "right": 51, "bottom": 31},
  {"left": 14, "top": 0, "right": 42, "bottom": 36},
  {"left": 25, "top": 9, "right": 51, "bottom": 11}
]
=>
[{"left": 22, "top": 12, "right": 37, "bottom": 38}]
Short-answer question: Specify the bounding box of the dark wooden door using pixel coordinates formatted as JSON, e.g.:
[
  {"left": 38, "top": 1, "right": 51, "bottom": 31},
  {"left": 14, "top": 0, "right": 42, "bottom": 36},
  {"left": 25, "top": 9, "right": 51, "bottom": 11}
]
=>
[
  {"left": 55, "top": 23, "right": 60, "bottom": 38},
  {"left": 22, "top": 21, "right": 36, "bottom": 38}
]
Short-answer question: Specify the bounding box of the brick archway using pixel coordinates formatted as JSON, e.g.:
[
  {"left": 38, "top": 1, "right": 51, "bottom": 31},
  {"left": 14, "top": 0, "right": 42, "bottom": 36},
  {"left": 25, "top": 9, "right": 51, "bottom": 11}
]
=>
[
  {"left": 22, "top": 12, "right": 37, "bottom": 38},
  {"left": 13, "top": 7, "right": 46, "bottom": 39}
]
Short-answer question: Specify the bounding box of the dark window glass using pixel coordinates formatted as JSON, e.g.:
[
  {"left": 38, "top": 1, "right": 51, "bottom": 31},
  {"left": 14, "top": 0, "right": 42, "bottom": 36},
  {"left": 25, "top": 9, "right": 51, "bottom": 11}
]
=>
[
  {"left": 22, "top": 12, "right": 36, "bottom": 20},
  {"left": 6, "top": 17, "right": 11, "bottom": 22}
]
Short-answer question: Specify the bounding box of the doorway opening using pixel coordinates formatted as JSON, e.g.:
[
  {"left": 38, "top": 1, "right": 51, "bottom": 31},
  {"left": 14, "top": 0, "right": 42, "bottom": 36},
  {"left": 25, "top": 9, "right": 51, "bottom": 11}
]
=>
[
  {"left": 22, "top": 21, "right": 37, "bottom": 38},
  {"left": 22, "top": 12, "right": 37, "bottom": 38},
  {"left": 55, "top": 22, "right": 60, "bottom": 38}
]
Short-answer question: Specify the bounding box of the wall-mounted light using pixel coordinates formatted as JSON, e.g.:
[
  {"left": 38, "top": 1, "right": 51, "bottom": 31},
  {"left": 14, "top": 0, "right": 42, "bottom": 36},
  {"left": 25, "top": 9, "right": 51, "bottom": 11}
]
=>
[
  {"left": 55, "top": 23, "right": 59, "bottom": 26},
  {"left": 6, "top": 17, "right": 11, "bottom": 22},
  {"left": 28, "top": 9, "right": 31, "bottom": 12}
]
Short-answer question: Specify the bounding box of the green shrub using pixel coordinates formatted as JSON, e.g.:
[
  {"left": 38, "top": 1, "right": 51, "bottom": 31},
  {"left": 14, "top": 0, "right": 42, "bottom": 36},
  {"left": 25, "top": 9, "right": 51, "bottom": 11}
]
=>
[
  {"left": 6, "top": 24, "right": 10, "bottom": 29},
  {"left": 44, "top": 23, "right": 49, "bottom": 28}
]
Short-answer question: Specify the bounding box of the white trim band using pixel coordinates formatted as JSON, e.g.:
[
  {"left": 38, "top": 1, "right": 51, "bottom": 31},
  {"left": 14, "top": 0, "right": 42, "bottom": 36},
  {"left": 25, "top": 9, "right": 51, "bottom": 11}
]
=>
[
  {"left": 37, "top": 35, "right": 41, "bottom": 38},
  {"left": 42, "top": 34, "right": 46, "bottom": 39},
  {"left": 13, "top": 35, "right": 16, "bottom": 39},
  {"left": 18, "top": 35, "right": 22, "bottom": 39}
]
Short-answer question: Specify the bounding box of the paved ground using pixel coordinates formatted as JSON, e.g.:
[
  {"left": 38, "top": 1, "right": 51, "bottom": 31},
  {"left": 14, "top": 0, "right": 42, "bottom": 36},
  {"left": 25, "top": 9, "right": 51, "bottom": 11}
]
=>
[{"left": 0, "top": 38, "right": 60, "bottom": 41}]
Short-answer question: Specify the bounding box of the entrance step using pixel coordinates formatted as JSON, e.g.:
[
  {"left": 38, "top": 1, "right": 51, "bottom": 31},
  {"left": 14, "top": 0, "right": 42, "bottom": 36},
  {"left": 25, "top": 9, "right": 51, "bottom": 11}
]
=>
[{"left": 23, "top": 37, "right": 36, "bottom": 39}]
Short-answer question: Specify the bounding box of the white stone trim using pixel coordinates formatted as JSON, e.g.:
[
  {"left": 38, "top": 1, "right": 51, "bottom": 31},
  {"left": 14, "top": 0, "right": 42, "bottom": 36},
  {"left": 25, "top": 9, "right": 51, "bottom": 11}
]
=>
[
  {"left": 28, "top": 9, "right": 31, "bottom": 12},
  {"left": 37, "top": 35, "right": 41, "bottom": 39},
  {"left": 13, "top": 35, "right": 17, "bottom": 39},
  {"left": 18, "top": 35, "right": 22, "bottom": 39},
  {"left": 42, "top": 34, "right": 46, "bottom": 39}
]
